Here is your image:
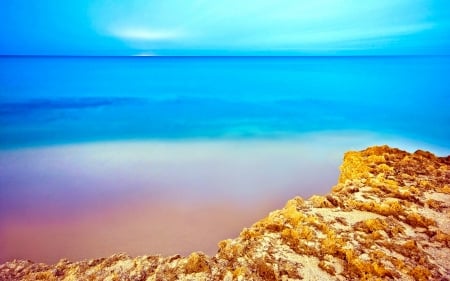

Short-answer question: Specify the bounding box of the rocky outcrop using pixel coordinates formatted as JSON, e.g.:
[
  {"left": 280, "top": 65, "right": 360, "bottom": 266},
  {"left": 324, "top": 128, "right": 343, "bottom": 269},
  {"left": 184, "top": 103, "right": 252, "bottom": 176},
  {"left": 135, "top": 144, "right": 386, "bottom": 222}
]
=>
[{"left": 1, "top": 145, "right": 449, "bottom": 280}]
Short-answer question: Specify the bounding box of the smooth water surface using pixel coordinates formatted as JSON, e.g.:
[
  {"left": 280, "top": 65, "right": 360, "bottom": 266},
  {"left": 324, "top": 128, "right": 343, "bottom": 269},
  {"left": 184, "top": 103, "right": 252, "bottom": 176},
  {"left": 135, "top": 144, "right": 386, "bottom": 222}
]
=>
[{"left": 1, "top": 56, "right": 449, "bottom": 148}]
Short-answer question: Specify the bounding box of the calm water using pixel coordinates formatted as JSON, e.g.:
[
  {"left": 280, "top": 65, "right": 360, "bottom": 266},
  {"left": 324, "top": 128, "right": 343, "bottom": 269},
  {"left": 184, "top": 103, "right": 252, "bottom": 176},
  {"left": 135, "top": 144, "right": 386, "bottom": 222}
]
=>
[
  {"left": 1, "top": 56, "right": 449, "bottom": 148},
  {"left": 1, "top": 56, "right": 449, "bottom": 263}
]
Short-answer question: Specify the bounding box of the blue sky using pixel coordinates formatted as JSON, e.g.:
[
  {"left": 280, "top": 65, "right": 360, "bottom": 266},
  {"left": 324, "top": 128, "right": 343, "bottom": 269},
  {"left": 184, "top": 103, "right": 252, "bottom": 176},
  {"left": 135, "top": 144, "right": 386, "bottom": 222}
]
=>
[{"left": 1, "top": 0, "right": 449, "bottom": 56}]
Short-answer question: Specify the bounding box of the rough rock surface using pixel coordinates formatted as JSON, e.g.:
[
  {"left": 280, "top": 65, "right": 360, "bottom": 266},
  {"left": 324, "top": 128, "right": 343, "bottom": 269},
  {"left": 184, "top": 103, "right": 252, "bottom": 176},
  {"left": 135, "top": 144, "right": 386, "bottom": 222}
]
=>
[{"left": 1, "top": 145, "right": 450, "bottom": 281}]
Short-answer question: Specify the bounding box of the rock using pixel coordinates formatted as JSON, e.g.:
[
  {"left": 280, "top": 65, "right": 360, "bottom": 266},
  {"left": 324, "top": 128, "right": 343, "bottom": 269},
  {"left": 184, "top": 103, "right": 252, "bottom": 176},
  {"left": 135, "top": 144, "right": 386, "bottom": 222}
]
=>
[{"left": 1, "top": 145, "right": 449, "bottom": 280}]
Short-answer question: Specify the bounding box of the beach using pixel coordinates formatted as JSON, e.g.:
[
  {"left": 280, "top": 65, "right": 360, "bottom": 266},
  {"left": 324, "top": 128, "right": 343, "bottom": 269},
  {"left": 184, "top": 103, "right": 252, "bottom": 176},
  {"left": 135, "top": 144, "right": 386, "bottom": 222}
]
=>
[
  {"left": 1, "top": 133, "right": 448, "bottom": 263},
  {"left": 1, "top": 55, "right": 449, "bottom": 263}
]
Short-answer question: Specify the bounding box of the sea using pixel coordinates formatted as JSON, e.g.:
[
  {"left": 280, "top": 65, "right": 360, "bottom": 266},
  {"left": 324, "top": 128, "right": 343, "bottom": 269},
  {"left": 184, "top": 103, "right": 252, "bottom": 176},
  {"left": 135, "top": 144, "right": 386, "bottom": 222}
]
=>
[
  {"left": 0, "top": 56, "right": 449, "bottom": 262},
  {"left": 0, "top": 56, "right": 449, "bottom": 148}
]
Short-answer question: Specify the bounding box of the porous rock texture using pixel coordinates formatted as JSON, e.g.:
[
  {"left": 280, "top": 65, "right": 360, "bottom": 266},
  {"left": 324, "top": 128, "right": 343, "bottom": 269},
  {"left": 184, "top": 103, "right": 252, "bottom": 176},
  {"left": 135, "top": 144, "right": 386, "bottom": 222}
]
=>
[{"left": 1, "top": 145, "right": 450, "bottom": 280}]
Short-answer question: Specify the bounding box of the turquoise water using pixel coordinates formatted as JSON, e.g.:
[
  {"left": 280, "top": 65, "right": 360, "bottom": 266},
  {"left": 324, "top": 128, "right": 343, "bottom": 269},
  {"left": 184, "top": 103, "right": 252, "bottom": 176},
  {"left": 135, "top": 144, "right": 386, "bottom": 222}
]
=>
[{"left": 1, "top": 56, "right": 449, "bottom": 148}]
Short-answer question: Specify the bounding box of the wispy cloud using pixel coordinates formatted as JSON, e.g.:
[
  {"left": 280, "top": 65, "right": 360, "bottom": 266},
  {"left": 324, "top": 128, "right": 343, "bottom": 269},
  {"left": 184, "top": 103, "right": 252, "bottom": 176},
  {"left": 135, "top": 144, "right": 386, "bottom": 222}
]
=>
[
  {"left": 90, "top": 0, "right": 449, "bottom": 55},
  {"left": 259, "top": 22, "right": 435, "bottom": 48},
  {"left": 111, "top": 27, "right": 183, "bottom": 42}
]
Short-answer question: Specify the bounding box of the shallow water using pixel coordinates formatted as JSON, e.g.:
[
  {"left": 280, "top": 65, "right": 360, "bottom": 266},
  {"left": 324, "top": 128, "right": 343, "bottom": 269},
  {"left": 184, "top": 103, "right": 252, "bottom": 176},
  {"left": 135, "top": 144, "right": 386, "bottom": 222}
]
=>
[{"left": 1, "top": 135, "right": 448, "bottom": 263}]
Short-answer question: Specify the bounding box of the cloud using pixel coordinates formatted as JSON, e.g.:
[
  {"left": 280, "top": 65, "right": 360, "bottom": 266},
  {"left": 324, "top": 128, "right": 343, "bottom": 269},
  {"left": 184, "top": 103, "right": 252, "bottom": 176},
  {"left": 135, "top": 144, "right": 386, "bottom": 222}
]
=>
[
  {"left": 90, "top": 0, "right": 447, "bottom": 54},
  {"left": 107, "top": 26, "right": 185, "bottom": 52},
  {"left": 111, "top": 27, "right": 183, "bottom": 42},
  {"left": 260, "top": 22, "right": 435, "bottom": 49}
]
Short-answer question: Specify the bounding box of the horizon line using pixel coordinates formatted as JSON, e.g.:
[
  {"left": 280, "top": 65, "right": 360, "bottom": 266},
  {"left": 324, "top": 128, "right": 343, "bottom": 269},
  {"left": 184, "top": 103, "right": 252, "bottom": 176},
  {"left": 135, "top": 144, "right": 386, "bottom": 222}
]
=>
[{"left": 1, "top": 54, "right": 449, "bottom": 58}]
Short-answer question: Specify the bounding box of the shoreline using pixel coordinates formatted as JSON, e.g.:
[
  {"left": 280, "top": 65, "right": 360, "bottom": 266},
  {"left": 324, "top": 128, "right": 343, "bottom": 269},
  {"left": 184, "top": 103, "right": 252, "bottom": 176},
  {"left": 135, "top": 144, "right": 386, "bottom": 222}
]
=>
[
  {"left": 2, "top": 145, "right": 449, "bottom": 279},
  {"left": 1, "top": 134, "right": 449, "bottom": 263}
]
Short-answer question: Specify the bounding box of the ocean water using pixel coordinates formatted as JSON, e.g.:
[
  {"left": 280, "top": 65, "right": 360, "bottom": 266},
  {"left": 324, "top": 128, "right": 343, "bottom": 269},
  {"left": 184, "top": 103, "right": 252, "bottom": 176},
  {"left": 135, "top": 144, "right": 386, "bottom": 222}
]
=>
[
  {"left": 1, "top": 56, "right": 450, "bottom": 263},
  {"left": 1, "top": 56, "right": 449, "bottom": 148}
]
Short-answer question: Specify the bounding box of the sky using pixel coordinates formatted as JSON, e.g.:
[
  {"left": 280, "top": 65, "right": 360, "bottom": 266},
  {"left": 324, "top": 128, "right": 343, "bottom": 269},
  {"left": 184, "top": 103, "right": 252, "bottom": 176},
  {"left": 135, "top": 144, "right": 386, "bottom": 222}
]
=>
[{"left": 0, "top": 0, "right": 450, "bottom": 56}]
